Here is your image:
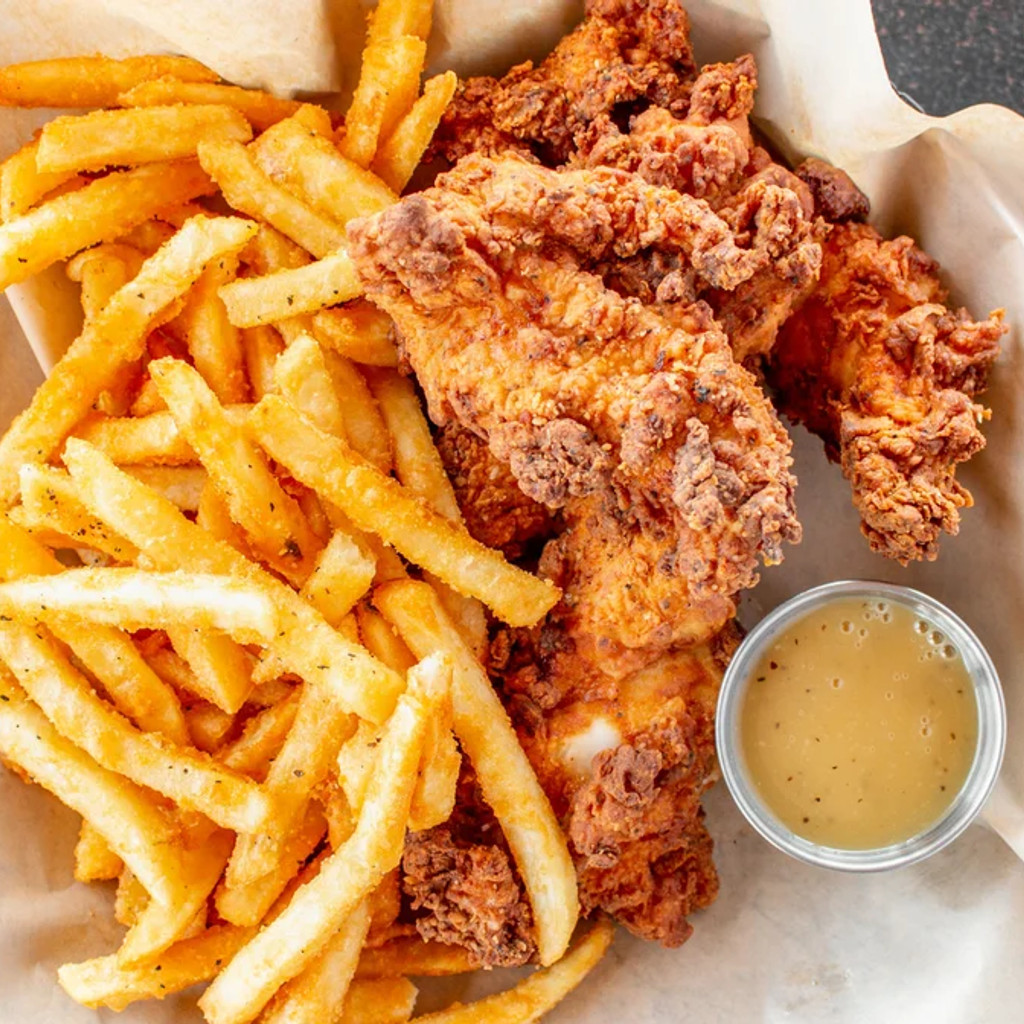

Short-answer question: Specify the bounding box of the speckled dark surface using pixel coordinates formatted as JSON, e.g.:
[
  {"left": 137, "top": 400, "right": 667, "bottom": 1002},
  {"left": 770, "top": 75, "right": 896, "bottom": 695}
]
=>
[{"left": 871, "top": 0, "right": 1024, "bottom": 116}]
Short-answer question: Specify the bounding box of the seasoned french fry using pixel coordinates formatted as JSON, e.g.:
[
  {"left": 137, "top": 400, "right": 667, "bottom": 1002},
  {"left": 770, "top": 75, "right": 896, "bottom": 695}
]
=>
[
  {"left": 253, "top": 115, "right": 395, "bottom": 221},
  {"left": 74, "top": 821, "right": 124, "bottom": 883},
  {"left": 368, "top": 0, "right": 434, "bottom": 43},
  {"left": 215, "top": 804, "right": 326, "bottom": 928},
  {"left": 218, "top": 249, "right": 363, "bottom": 327},
  {"left": 410, "top": 920, "right": 614, "bottom": 1023},
  {"left": 0, "top": 139, "right": 80, "bottom": 222},
  {"left": 166, "top": 625, "right": 254, "bottom": 714},
  {"left": 355, "top": 937, "right": 475, "bottom": 979},
  {"left": 217, "top": 686, "right": 301, "bottom": 781},
  {"left": 178, "top": 253, "right": 248, "bottom": 404},
  {"left": 71, "top": 405, "right": 250, "bottom": 465},
  {"left": 115, "top": 869, "right": 150, "bottom": 928},
  {"left": 125, "top": 465, "right": 206, "bottom": 512},
  {"left": 241, "top": 325, "right": 285, "bottom": 400},
  {"left": 66, "top": 243, "right": 147, "bottom": 324},
  {"left": 196, "top": 479, "right": 253, "bottom": 556},
  {"left": 339, "top": 35, "right": 428, "bottom": 168},
  {"left": 0, "top": 160, "right": 216, "bottom": 292},
  {"left": 224, "top": 680, "right": 355, "bottom": 889},
  {"left": 149, "top": 356, "right": 323, "bottom": 586},
  {"left": 274, "top": 332, "right": 347, "bottom": 438},
  {"left": 250, "top": 397, "right": 560, "bottom": 628},
  {"left": 244, "top": 222, "right": 311, "bottom": 274},
  {"left": 425, "top": 574, "right": 488, "bottom": 661},
  {"left": 366, "top": 368, "right": 460, "bottom": 522},
  {"left": 322, "top": 353, "right": 393, "bottom": 474},
  {"left": 339, "top": 978, "right": 418, "bottom": 1024},
  {"left": 118, "top": 825, "right": 234, "bottom": 967},
  {"left": 116, "top": 217, "right": 178, "bottom": 255},
  {"left": 57, "top": 924, "right": 256, "bottom": 1012},
  {"left": 356, "top": 604, "right": 416, "bottom": 675},
  {"left": 0, "top": 671, "right": 184, "bottom": 906},
  {"left": 198, "top": 655, "right": 445, "bottom": 1024},
  {"left": 409, "top": 681, "right": 459, "bottom": 833},
  {"left": 36, "top": 105, "right": 253, "bottom": 175},
  {"left": 184, "top": 701, "right": 236, "bottom": 752},
  {"left": 0, "top": 622, "right": 275, "bottom": 832},
  {"left": 118, "top": 78, "right": 303, "bottom": 132},
  {"left": 16, "top": 463, "right": 141, "bottom": 562},
  {"left": 299, "top": 530, "right": 376, "bottom": 629},
  {"left": 0, "top": 568, "right": 280, "bottom": 643},
  {"left": 375, "top": 580, "right": 578, "bottom": 965},
  {"left": 0, "top": 214, "right": 256, "bottom": 508},
  {"left": 335, "top": 718, "right": 382, "bottom": 818},
  {"left": 261, "top": 899, "right": 370, "bottom": 1024},
  {"left": 0, "top": 54, "right": 218, "bottom": 108},
  {"left": 311, "top": 302, "right": 399, "bottom": 367},
  {"left": 63, "top": 440, "right": 402, "bottom": 724},
  {"left": 372, "top": 71, "right": 458, "bottom": 193},
  {"left": 197, "top": 138, "right": 346, "bottom": 258}
]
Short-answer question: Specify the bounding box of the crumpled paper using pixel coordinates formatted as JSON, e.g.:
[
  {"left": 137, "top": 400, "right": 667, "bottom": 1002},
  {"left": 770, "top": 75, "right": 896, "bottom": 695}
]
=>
[{"left": 2, "top": 0, "right": 1023, "bottom": 1020}]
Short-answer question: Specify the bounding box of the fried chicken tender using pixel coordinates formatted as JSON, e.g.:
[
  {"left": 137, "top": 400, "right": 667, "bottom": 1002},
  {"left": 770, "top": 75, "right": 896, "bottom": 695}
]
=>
[
  {"left": 348, "top": 154, "right": 801, "bottom": 669},
  {"left": 495, "top": 624, "right": 739, "bottom": 946},
  {"left": 769, "top": 222, "right": 1005, "bottom": 561},
  {"left": 432, "top": 0, "right": 697, "bottom": 166}
]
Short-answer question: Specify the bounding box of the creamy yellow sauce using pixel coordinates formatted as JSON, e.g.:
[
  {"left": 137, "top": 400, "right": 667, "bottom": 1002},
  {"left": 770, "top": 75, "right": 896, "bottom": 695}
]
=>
[{"left": 740, "top": 597, "right": 977, "bottom": 849}]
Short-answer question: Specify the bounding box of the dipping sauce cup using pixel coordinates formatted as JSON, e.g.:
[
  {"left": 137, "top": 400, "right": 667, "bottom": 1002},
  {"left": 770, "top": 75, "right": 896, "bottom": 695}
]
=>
[{"left": 716, "top": 580, "right": 1006, "bottom": 871}]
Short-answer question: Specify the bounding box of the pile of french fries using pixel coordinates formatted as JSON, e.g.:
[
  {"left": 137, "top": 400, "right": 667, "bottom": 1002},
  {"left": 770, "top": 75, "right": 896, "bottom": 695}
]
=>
[{"left": 0, "top": 2, "right": 613, "bottom": 1021}]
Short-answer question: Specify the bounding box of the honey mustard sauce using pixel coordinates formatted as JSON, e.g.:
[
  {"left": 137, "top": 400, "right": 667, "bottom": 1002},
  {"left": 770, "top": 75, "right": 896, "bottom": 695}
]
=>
[{"left": 739, "top": 597, "right": 978, "bottom": 849}]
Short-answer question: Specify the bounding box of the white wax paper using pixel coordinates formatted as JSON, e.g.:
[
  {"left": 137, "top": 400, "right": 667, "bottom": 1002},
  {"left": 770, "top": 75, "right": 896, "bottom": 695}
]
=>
[{"left": 2, "top": 0, "right": 1024, "bottom": 1021}]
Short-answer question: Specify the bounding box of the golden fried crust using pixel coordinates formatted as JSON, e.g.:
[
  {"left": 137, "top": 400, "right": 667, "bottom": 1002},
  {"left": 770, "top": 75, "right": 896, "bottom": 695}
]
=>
[{"left": 769, "top": 222, "right": 1005, "bottom": 561}]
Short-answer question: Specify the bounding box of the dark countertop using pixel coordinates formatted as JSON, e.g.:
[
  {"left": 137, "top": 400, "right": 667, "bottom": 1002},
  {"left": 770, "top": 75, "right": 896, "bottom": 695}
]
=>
[{"left": 871, "top": 0, "right": 1024, "bottom": 116}]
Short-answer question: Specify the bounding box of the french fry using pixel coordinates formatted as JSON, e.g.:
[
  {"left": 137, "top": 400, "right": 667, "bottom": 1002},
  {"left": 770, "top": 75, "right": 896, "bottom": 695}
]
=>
[
  {"left": 261, "top": 899, "right": 370, "bottom": 1024},
  {"left": 178, "top": 253, "right": 248, "bottom": 404},
  {"left": 224, "top": 680, "right": 355, "bottom": 889},
  {"left": 372, "top": 72, "right": 458, "bottom": 193},
  {"left": 340, "top": 978, "right": 418, "bottom": 1024},
  {"left": 0, "top": 214, "right": 256, "bottom": 508},
  {"left": 116, "top": 217, "right": 178, "bottom": 255},
  {"left": 16, "top": 463, "right": 141, "bottom": 562},
  {"left": 355, "top": 937, "right": 475, "bottom": 979},
  {"left": 36, "top": 105, "right": 253, "bottom": 175},
  {"left": 218, "top": 249, "right": 363, "bottom": 327},
  {"left": 197, "top": 138, "right": 346, "bottom": 258},
  {"left": 322, "top": 353, "right": 393, "bottom": 474},
  {"left": 368, "top": 0, "right": 434, "bottom": 43},
  {"left": 184, "top": 701, "right": 236, "bottom": 752},
  {"left": 215, "top": 802, "right": 327, "bottom": 927},
  {"left": 409, "top": 920, "right": 614, "bottom": 1023},
  {"left": 339, "top": 35, "right": 428, "bottom": 168},
  {"left": 125, "top": 465, "right": 206, "bottom": 512},
  {"left": 409, "top": 681, "right": 459, "bottom": 832},
  {"left": 0, "top": 160, "right": 216, "bottom": 291},
  {"left": 0, "top": 513, "right": 190, "bottom": 742},
  {"left": 299, "top": 530, "right": 376, "bottom": 629},
  {"left": 0, "top": 622, "right": 275, "bottom": 832},
  {"left": 197, "top": 479, "right": 253, "bottom": 556},
  {"left": 62, "top": 439, "right": 403, "bottom": 724},
  {"left": 251, "top": 115, "right": 396, "bottom": 224},
  {"left": 167, "top": 625, "right": 254, "bottom": 714},
  {"left": 0, "top": 568, "right": 280, "bottom": 643},
  {"left": 250, "top": 397, "right": 560, "bottom": 628},
  {"left": 0, "top": 139, "right": 80, "bottom": 222},
  {"left": 66, "top": 243, "right": 147, "bottom": 325},
  {"left": 0, "top": 54, "right": 218, "bottom": 108},
  {"left": 356, "top": 604, "right": 416, "bottom": 674},
  {"left": 57, "top": 924, "right": 256, "bottom": 1012},
  {"left": 0, "top": 671, "right": 184, "bottom": 906},
  {"left": 115, "top": 869, "right": 150, "bottom": 928},
  {"left": 74, "top": 821, "right": 124, "bottom": 883},
  {"left": 218, "top": 686, "right": 301, "bottom": 780},
  {"left": 367, "top": 368, "right": 461, "bottom": 522},
  {"left": 118, "top": 78, "right": 303, "bottom": 132},
  {"left": 334, "top": 718, "right": 382, "bottom": 818},
  {"left": 199, "top": 655, "right": 446, "bottom": 1024},
  {"left": 244, "top": 222, "right": 311, "bottom": 274},
  {"left": 241, "top": 325, "right": 285, "bottom": 400},
  {"left": 375, "top": 580, "right": 578, "bottom": 965},
  {"left": 311, "top": 302, "right": 399, "bottom": 368},
  {"left": 273, "top": 332, "right": 347, "bottom": 438},
  {"left": 425, "top": 575, "right": 488, "bottom": 662},
  {"left": 118, "top": 825, "right": 235, "bottom": 967},
  {"left": 149, "top": 356, "right": 323, "bottom": 586}
]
